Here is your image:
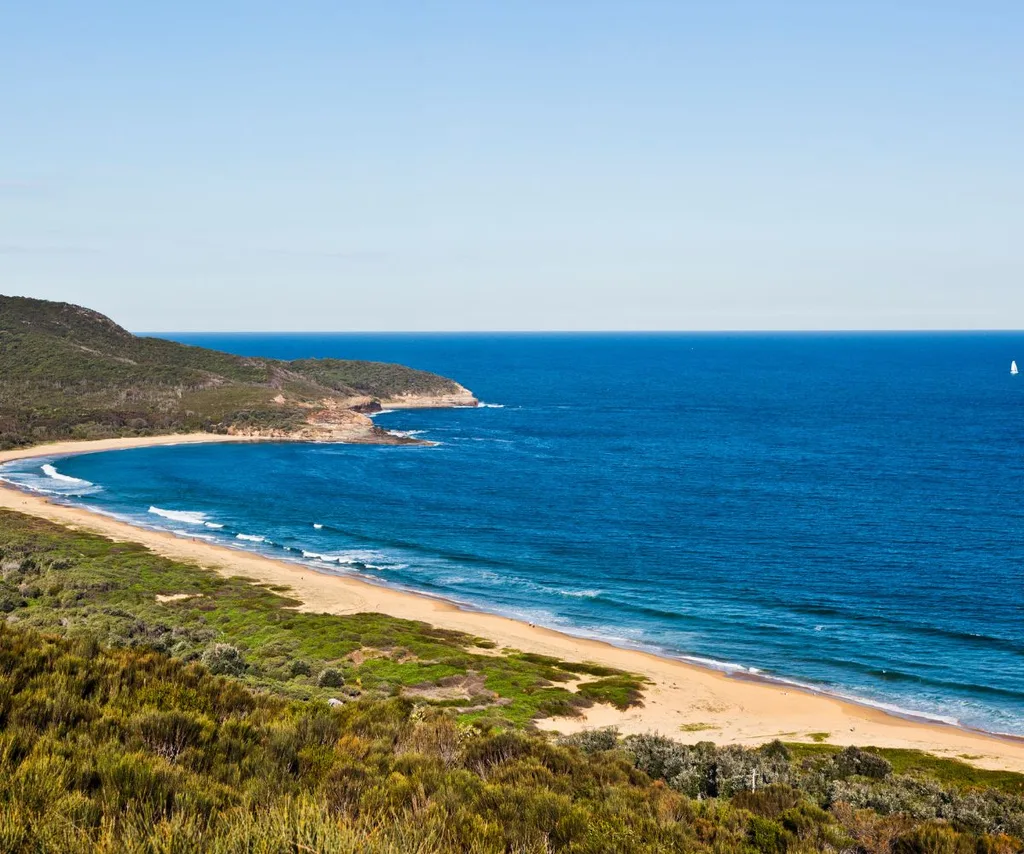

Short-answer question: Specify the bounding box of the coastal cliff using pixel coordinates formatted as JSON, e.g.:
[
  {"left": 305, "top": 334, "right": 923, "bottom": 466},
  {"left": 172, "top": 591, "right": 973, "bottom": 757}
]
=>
[
  {"left": 0, "top": 295, "right": 476, "bottom": 449},
  {"left": 380, "top": 386, "right": 478, "bottom": 408}
]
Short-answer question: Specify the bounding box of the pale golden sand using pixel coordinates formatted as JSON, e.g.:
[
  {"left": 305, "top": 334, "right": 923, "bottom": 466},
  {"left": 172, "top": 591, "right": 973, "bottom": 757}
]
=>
[{"left": 3, "top": 435, "right": 1024, "bottom": 772}]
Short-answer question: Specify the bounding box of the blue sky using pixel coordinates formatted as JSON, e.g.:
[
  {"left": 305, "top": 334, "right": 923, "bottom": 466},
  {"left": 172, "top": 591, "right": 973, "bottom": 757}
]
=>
[{"left": 1, "top": 1, "right": 1021, "bottom": 330}]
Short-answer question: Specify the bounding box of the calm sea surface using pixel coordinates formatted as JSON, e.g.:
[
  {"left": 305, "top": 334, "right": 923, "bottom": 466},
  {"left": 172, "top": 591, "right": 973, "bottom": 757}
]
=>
[{"left": 5, "top": 333, "right": 1024, "bottom": 733}]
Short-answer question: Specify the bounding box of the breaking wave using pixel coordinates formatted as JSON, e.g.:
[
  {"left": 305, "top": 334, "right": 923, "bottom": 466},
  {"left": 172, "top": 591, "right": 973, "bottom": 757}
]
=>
[
  {"left": 148, "top": 507, "right": 209, "bottom": 526},
  {"left": 41, "top": 464, "right": 94, "bottom": 487}
]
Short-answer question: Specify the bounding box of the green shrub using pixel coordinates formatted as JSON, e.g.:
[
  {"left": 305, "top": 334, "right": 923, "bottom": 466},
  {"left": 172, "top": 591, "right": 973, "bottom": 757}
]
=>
[
  {"left": 748, "top": 816, "right": 790, "bottom": 853},
  {"left": 732, "top": 784, "right": 802, "bottom": 818},
  {"left": 893, "top": 822, "right": 973, "bottom": 854},
  {"left": 557, "top": 728, "right": 620, "bottom": 754},
  {"left": 317, "top": 667, "right": 345, "bottom": 688},
  {"left": 201, "top": 643, "right": 245, "bottom": 676},
  {"left": 831, "top": 745, "right": 893, "bottom": 780},
  {"left": 290, "top": 659, "right": 312, "bottom": 677}
]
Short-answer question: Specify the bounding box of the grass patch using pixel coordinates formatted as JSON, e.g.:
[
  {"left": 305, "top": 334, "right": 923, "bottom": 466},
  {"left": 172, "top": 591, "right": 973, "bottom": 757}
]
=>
[
  {"left": 576, "top": 675, "right": 646, "bottom": 711},
  {"left": 868, "top": 747, "right": 1024, "bottom": 794},
  {"left": 678, "top": 722, "right": 716, "bottom": 733},
  {"left": 784, "top": 742, "right": 1024, "bottom": 794},
  {"left": 808, "top": 731, "right": 830, "bottom": 743},
  {"left": 675, "top": 720, "right": 716, "bottom": 733}
]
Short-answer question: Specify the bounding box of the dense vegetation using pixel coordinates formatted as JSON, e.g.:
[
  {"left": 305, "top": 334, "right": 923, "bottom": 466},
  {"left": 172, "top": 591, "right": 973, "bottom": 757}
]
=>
[
  {"left": 3, "top": 625, "right": 1024, "bottom": 852},
  {"left": 0, "top": 295, "right": 469, "bottom": 449},
  {"left": 2, "top": 512, "right": 1024, "bottom": 851}
]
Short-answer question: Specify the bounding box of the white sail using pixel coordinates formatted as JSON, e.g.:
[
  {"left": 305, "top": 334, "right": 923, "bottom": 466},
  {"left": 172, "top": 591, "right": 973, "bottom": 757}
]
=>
[{"left": 1013, "top": 360, "right": 1019, "bottom": 375}]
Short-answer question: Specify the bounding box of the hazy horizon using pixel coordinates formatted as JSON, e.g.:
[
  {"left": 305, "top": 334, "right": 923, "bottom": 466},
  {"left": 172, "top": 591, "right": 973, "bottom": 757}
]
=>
[
  {"left": 3, "top": 2, "right": 1022, "bottom": 332},
  {"left": 151, "top": 328, "right": 1024, "bottom": 336}
]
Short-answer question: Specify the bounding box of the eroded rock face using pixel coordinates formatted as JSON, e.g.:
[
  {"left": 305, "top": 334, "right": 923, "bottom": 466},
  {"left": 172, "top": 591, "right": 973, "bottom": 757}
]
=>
[
  {"left": 380, "top": 384, "right": 478, "bottom": 409},
  {"left": 226, "top": 387, "right": 474, "bottom": 446}
]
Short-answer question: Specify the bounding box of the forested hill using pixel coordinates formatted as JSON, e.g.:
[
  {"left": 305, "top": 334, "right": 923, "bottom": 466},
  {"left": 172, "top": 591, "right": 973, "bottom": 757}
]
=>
[{"left": 0, "top": 295, "right": 475, "bottom": 448}]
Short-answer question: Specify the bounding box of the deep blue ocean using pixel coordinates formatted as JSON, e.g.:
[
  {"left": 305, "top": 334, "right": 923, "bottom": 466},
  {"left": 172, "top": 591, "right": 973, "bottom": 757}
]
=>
[{"left": 5, "top": 333, "right": 1024, "bottom": 733}]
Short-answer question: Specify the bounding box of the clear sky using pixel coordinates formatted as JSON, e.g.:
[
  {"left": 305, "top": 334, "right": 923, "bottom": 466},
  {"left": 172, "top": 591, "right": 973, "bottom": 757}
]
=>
[{"left": 2, "top": 1, "right": 1021, "bottom": 331}]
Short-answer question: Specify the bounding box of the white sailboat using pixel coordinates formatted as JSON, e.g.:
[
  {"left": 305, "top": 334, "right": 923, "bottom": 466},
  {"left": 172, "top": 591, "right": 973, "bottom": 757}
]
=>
[{"left": 1013, "top": 360, "right": 1019, "bottom": 375}]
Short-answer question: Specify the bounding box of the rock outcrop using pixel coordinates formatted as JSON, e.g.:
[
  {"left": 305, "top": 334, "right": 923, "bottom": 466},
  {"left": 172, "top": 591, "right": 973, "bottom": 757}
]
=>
[{"left": 380, "top": 384, "right": 478, "bottom": 409}]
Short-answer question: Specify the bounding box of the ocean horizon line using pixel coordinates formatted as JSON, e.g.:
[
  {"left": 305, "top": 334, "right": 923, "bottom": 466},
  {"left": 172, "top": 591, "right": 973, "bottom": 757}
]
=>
[{"left": 141, "top": 328, "right": 1024, "bottom": 337}]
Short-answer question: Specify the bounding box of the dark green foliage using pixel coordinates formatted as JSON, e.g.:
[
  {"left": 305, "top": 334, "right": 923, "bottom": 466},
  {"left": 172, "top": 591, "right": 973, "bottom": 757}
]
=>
[
  {"left": 287, "top": 358, "right": 465, "bottom": 399},
  {"left": 317, "top": 667, "right": 344, "bottom": 688},
  {"left": 831, "top": 744, "right": 894, "bottom": 779},
  {"left": 290, "top": 659, "right": 312, "bottom": 677},
  {"left": 747, "top": 815, "right": 789, "bottom": 853},
  {"left": 0, "top": 295, "right": 467, "bottom": 448}
]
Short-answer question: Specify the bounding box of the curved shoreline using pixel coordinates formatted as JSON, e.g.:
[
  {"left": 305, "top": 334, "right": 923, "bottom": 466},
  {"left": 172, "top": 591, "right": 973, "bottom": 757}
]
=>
[{"left": 3, "top": 435, "right": 1024, "bottom": 771}]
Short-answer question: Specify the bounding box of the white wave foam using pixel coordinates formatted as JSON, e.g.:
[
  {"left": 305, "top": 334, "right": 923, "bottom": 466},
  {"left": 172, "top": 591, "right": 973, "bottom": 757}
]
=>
[
  {"left": 297, "top": 548, "right": 407, "bottom": 571},
  {"left": 680, "top": 655, "right": 757, "bottom": 675},
  {"left": 390, "top": 430, "right": 425, "bottom": 438},
  {"left": 368, "top": 409, "right": 396, "bottom": 417},
  {"left": 177, "top": 531, "right": 217, "bottom": 541},
  {"left": 41, "top": 464, "right": 94, "bottom": 487},
  {"left": 236, "top": 533, "right": 265, "bottom": 542},
  {"left": 1, "top": 471, "right": 100, "bottom": 497},
  {"left": 148, "top": 507, "right": 208, "bottom": 525},
  {"left": 558, "top": 588, "right": 602, "bottom": 599},
  {"left": 477, "top": 402, "right": 504, "bottom": 408},
  {"left": 313, "top": 523, "right": 323, "bottom": 530},
  {"left": 205, "top": 522, "right": 224, "bottom": 529}
]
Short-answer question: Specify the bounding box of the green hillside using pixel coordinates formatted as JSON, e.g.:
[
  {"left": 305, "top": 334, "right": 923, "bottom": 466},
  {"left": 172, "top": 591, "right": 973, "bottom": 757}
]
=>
[{"left": 0, "top": 296, "right": 472, "bottom": 449}]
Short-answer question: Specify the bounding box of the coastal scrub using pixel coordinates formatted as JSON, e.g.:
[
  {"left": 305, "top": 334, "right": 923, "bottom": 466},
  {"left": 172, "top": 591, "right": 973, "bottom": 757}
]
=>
[{"left": 0, "top": 509, "right": 642, "bottom": 726}]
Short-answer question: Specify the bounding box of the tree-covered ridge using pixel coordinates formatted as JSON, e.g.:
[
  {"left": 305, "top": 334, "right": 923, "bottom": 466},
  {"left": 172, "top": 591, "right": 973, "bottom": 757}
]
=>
[{"left": 0, "top": 295, "right": 472, "bottom": 448}]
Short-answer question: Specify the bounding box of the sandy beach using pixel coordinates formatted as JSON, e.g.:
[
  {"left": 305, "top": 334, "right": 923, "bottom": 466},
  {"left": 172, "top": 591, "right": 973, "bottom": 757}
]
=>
[{"left": 3, "top": 434, "right": 1024, "bottom": 772}]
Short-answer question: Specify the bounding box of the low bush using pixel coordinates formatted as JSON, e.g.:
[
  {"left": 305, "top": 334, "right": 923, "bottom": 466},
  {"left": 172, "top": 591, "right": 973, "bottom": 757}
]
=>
[
  {"left": 317, "top": 667, "right": 345, "bottom": 688},
  {"left": 201, "top": 643, "right": 246, "bottom": 676}
]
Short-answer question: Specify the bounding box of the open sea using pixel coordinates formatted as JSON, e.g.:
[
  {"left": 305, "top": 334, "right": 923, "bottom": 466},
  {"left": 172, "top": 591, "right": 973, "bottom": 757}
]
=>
[{"left": 4, "top": 333, "right": 1024, "bottom": 734}]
